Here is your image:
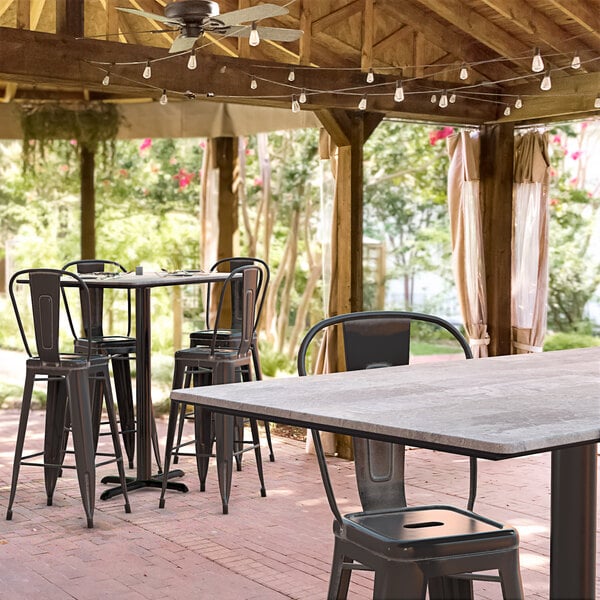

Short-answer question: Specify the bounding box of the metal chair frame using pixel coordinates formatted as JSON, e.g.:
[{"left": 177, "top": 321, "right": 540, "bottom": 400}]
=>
[
  {"left": 297, "top": 311, "right": 523, "bottom": 599},
  {"left": 6, "top": 268, "right": 131, "bottom": 528},
  {"left": 160, "top": 265, "right": 267, "bottom": 514}
]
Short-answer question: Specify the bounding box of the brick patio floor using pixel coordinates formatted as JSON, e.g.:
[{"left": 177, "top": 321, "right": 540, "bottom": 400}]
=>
[{"left": 0, "top": 407, "right": 598, "bottom": 599}]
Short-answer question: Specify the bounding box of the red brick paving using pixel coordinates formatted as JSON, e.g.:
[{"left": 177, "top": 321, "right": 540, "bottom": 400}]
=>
[{"left": 0, "top": 409, "right": 598, "bottom": 599}]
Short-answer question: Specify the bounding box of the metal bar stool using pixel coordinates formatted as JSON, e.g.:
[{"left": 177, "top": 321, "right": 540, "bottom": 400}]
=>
[{"left": 6, "top": 268, "right": 131, "bottom": 528}]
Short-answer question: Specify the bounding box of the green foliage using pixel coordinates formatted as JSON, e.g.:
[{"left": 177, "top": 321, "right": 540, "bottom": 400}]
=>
[{"left": 543, "top": 332, "right": 600, "bottom": 351}]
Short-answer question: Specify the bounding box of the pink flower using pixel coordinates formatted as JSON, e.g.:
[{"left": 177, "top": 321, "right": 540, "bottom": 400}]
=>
[
  {"left": 429, "top": 126, "right": 454, "bottom": 145},
  {"left": 552, "top": 135, "right": 562, "bottom": 144},
  {"left": 173, "top": 168, "right": 194, "bottom": 189},
  {"left": 59, "top": 164, "right": 69, "bottom": 173},
  {"left": 119, "top": 169, "right": 129, "bottom": 177},
  {"left": 70, "top": 139, "right": 78, "bottom": 146},
  {"left": 253, "top": 176, "right": 262, "bottom": 187},
  {"left": 569, "top": 177, "right": 578, "bottom": 186},
  {"left": 139, "top": 138, "right": 152, "bottom": 151},
  {"left": 199, "top": 141, "right": 206, "bottom": 149},
  {"left": 549, "top": 168, "right": 557, "bottom": 177},
  {"left": 571, "top": 151, "right": 582, "bottom": 160},
  {"left": 245, "top": 148, "right": 254, "bottom": 156},
  {"left": 550, "top": 198, "right": 559, "bottom": 206}
]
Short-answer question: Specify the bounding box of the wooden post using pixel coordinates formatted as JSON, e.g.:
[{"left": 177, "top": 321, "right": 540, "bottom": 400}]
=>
[
  {"left": 212, "top": 137, "right": 238, "bottom": 261},
  {"left": 480, "top": 123, "right": 514, "bottom": 356},
  {"left": 80, "top": 146, "right": 95, "bottom": 260}
]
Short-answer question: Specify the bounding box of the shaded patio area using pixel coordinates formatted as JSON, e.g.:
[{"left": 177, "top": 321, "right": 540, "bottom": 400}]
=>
[{"left": 1, "top": 407, "right": 597, "bottom": 599}]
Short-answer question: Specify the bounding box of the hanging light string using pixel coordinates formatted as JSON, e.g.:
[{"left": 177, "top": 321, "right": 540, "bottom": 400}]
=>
[{"left": 85, "top": 42, "right": 600, "bottom": 111}]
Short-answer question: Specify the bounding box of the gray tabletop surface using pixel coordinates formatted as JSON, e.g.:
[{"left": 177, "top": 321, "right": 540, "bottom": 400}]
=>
[
  {"left": 171, "top": 347, "right": 600, "bottom": 459},
  {"left": 77, "top": 270, "right": 230, "bottom": 289}
]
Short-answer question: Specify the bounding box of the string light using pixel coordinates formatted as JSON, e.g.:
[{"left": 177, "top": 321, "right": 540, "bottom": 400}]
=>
[
  {"left": 102, "top": 72, "right": 110, "bottom": 86},
  {"left": 459, "top": 63, "right": 469, "bottom": 80},
  {"left": 187, "top": 52, "right": 197, "bottom": 70},
  {"left": 515, "top": 96, "right": 523, "bottom": 109},
  {"left": 571, "top": 53, "right": 581, "bottom": 70},
  {"left": 184, "top": 90, "right": 196, "bottom": 99},
  {"left": 358, "top": 95, "right": 367, "bottom": 110},
  {"left": 540, "top": 70, "right": 552, "bottom": 91},
  {"left": 439, "top": 90, "right": 448, "bottom": 108},
  {"left": 366, "top": 68, "right": 374, "bottom": 84},
  {"left": 503, "top": 105, "right": 511, "bottom": 116},
  {"left": 299, "top": 88, "right": 307, "bottom": 103},
  {"left": 291, "top": 95, "right": 300, "bottom": 113},
  {"left": 430, "top": 94, "right": 437, "bottom": 103},
  {"left": 250, "top": 76, "right": 258, "bottom": 90},
  {"left": 159, "top": 89, "right": 168, "bottom": 105},
  {"left": 249, "top": 22, "right": 260, "bottom": 47},
  {"left": 143, "top": 60, "right": 152, "bottom": 79},
  {"left": 531, "top": 48, "right": 544, "bottom": 73},
  {"left": 449, "top": 93, "right": 457, "bottom": 103},
  {"left": 394, "top": 80, "right": 404, "bottom": 102},
  {"left": 288, "top": 69, "right": 295, "bottom": 82},
  {"left": 595, "top": 95, "right": 600, "bottom": 109}
]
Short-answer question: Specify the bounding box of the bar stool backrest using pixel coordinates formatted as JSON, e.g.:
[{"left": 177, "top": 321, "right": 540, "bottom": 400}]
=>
[
  {"left": 297, "top": 311, "right": 473, "bottom": 518},
  {"left": 62, "top": 259, "right": 131, "bottom": 339},
  {"left": 9, "top": 268, "right": 93, "bottom": 364}
]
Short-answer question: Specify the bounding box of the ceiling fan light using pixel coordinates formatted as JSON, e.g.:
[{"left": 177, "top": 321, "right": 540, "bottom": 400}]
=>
[{"left": 249, "top": 23, "right": 260, "bottom": 47}]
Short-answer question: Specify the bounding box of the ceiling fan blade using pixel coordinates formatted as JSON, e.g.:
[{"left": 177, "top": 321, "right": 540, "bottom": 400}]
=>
[
  {"left": 216, "top": 3, "right": 288, "bottom": 27},
  {"left": 117, "top": 7, "right": 183, "bottom": 26},
  {"left": 169, "top": 34, "right": 199, "bottom": 54},
  {"left": 226, "top": 25, "right": 303, "bottom": 43}
]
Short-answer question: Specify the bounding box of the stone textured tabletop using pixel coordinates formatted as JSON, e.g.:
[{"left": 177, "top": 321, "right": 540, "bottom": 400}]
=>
[{"left": 172, "top": 347, "right": 600, "bottom": 459}]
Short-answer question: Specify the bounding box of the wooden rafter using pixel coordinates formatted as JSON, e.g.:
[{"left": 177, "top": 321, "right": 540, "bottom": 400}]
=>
[
  {"left": 312, "top": 1, "right": 362, "bottom": 35},
  {"left": 547, "top": 0, "right": 600, "bottom": 42},
  {"left": 361, "top": 0, "right": 374, "bottom": 72},
  {"left": 15, "top": 0, "right": 28, "bottom": 28}
]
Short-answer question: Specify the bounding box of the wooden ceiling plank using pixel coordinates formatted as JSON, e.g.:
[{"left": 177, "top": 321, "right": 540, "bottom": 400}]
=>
[
  {"left": 15, "top": 0, "right": 29, "bottom": 29},
  {"left": 373, "top": 25, "right": 409, "bottom": 54},
  {"left": 378, "top": 1, "right": 520, "bottom": 82},
  {"left": 106, "top": 0, "right": 121, "bottom": 41},
  {"left": 0, "top": 0, "right": 13, "bottom": 19},
  {"left": 361, "top": 0, "right": 374, "bottom": 72},
  {"left": 312, "top": 0, "right": 362, "bottom": 35},
  {"left": 413, "top": 0, "right": 531, "bottom": 67},
  {"left": 299, "top": 0, "right": 312, "bottom": 65},
  {"left": 482, "top": 0, "right": 600, "bottom": 56},
  {"left": 547, "top": 0, "right": 600, "bottom": 41},
  {"left": 30, "top": 0, "right": 45, "bottom": 30}
]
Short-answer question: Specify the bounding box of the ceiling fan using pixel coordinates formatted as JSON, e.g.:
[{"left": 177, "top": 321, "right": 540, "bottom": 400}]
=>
[{"left": 118, "top": 0, "right": 303, "bottom": 53}]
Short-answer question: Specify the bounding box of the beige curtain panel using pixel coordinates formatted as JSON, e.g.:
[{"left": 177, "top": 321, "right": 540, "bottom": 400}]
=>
[
  {"left": 512, "top": 131, "right": 550, "bottom": 354},
  {"left": 447, "top": 131, "right": 489, "bottom": 358}
]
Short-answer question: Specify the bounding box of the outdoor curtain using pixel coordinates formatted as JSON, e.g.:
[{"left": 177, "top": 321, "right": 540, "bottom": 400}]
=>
[
  {"left": 447, "top": 130, "right": 489, "bottom": 358},
  {"left": 512, "top": 131, "right": 550, "bottom": 354}
]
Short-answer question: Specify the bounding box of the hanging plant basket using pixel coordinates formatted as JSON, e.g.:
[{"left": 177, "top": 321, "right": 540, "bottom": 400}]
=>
[{"left": 19, "top": 102, "right": 121, "bottom": 170}]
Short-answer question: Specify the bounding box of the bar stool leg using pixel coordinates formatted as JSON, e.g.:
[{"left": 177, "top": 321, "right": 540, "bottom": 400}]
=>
[{"left": 43, "top": 377, "right": 68, "bottom": 504}]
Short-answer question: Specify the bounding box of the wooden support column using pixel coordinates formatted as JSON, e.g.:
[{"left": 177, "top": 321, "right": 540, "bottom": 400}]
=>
[
  {"left": 212, "top": 137, "right": 239, "bottom": 261},
  {"left": 480, "top": 123, "right": 514, "bottom": 356},
  {"left": 56, "top": 0, "right": 84, "bottom": 37},
  {"left": 317, "top": 109, "right": 383, "bottom": 313},
  {"left": 80, "top": 146, "right": 95, "bottom": 260}
]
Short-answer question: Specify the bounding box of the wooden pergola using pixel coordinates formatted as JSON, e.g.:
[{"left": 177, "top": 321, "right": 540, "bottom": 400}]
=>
[{"left": 0, "top": 0, "right": 598, "bottom": 355}]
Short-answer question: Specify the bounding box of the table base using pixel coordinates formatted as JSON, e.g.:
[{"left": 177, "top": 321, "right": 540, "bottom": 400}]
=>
[{"left": 99, "top": 469, "right": 188, "bottom": 500}]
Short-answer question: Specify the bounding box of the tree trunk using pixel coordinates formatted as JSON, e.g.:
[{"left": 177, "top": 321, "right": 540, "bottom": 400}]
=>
[{"left": 80, "top": 146, "right": 95, "bottom": 259}]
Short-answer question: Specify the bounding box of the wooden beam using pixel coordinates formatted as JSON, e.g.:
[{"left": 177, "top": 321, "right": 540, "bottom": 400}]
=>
[
  {"left": 0, "top": 0, "right": 13, "bottom": 19},
  {"left": 56, "top": 0, "right": 83, "bottom": 37},
  {"left": 480, "top": 123, "right": 514, "bottom": 357},
  {"left": 361, "top": 0, "right": 374, "bottom": 72},
  {"left": 547, "top": 0, "right": 600, "bottom": 42},
  {"left": 312, "top": 0, "right": 362, "bottom": 34},
  {"left": 15, "top": 0, "right": 29, "bottom": 28},
  {"left": 30, "top": 0, "right": 44, "bottom": 30},
  {"left": 298, "top": 0, "right": 312, "bottom": 65}
]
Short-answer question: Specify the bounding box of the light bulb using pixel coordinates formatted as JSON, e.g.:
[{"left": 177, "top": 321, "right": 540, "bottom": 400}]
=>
[
  {"left": 595, "top": 95, "right": 600, "bottom": 109},
  {"left": 430, "top": 94, "right": 437, "bottom": 103},
  {"left": 366, "top": 68, "right": 374, "bottom": 84},
  {"left": 288, "top": 69, "right": 295, "bottom": 82},
  {"left": 439, "top": 91, "right": 448, "bottom": 108},
  {"left": 299, "top": 89, "right": 307, "bottom": 103},
  {"left": 531, "top": 48, "right": 544, "bottom": 73},
  {"left": 571, "top": 53, "right": 581, "bottom": 69},
  {"left": 143, "top": 61, "right": 152, "bottom": 79},
  {"left": 449, "top": 93, "right": 457, "bottom": 103},
  {"left": 358, "top": 95, "right": 367, "bottom": 110},
  {"left": 540, "top": 71, "right": 552, "bottom": 91},
  {"left": 102, "top": 73, "right": 110, "bottom": 86},
  {"left": 459, "top": 63, "right": 468, "bottom": 80},
  {"left": 515, "top": 96, "right": 523, "bottom": 109},
  {"left": 159, "top": 89, "right": 168, "bottom": 105},
  {"left": 291, "top": 96, "right": 300, "bottom": 113},
  {"left": 249, "top": 22, "right": 260, "bottom": 46},
  {"left": 187, "top": 52, "right": 197, "bottom": 70},
  {"left": 394, "top": 80, "right": 404, "bottom": 102},
  {"left": 250, "top": 77, "right": 258, "bottom": 90},
  {"left": 503, "top": 105, "right": 511, "bottom": 116}
]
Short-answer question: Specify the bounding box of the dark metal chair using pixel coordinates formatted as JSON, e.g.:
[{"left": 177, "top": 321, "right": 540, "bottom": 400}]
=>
[
  {"left": 297, "top": 311, "right": 523, "bottom": 599},
  {"left": 62, "top": 259, "right": 161, "bottom": 470},
  {"left": 6, "top": 268, "right": 131, "bottom": 528},
  {"left": 160, "top": 265, "right": 267, "bottom": 514},
  {"left": 184, "top": 256, "right": 275, "bottom": 463}
]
